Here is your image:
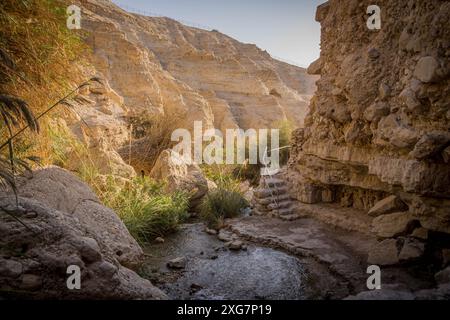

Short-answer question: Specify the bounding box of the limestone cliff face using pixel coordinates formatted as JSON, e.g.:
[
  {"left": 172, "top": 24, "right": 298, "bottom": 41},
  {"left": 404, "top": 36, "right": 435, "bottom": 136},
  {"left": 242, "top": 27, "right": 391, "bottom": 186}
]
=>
[
  {"left": 288, "top": 0, "right": 450, "bottom": 234},
  {"left": 74, "top": 0, "right": 317, "bottom": 132}
]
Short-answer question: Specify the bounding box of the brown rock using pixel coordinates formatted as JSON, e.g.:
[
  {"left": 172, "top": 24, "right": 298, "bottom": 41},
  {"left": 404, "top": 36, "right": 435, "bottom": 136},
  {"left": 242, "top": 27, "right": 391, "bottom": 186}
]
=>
[
  {"left": 411, "top": 227, "right": 429, "bottom": 240},
  {"left": 414, "top": 56, "right": 440, "bottom": 83},
  {"left": 371, "top": 212, "right": 416, "bottom": 238},
  {"left": 410, "top": 131, "right": 450, "bottom": 160},
  {"left": 368, "top": 195, "right": 408, "bottom": 217}
]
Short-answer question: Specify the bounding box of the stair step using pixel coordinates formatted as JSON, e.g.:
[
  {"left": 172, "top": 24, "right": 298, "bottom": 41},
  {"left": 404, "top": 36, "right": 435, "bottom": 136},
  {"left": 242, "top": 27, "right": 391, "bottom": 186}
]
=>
[
  {"left": 262, "top": 178, "right": 285, "bottom": 188},
  {"left": 267, "top": 200, "right": 292, "bottom": 210},
  {"left": 254, "top": 187, "right": 288, "bottom": 198},
  {"left": 254, "top": 194, "right": 291, "bottom": 206},
  {"left": 279, "top": 214, "right": 300, "bottom": 221},
  {"left": 274, "top": 207, "right": 295, "bottom": 216},
  {"left": 254, "top": 205, "right": 271, "bottom": 213}
]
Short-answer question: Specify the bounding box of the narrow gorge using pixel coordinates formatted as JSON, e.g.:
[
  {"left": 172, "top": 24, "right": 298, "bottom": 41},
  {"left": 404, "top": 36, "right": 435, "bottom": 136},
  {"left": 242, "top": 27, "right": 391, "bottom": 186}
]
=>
[{"left": 1, "top": 0, "right": 449, "bottom": 301}]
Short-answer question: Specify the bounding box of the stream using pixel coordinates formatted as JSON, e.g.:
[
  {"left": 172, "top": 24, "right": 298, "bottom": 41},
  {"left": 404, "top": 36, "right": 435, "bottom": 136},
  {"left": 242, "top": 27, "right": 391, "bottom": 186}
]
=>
[{"left": 141, "top": 223, "right": 325, "bottom": 300}]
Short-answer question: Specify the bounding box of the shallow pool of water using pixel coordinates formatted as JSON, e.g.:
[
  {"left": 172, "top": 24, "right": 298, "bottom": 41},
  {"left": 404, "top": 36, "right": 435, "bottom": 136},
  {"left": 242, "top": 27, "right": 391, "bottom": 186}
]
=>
[{"left": 142, "top": 223, "right": 310, "bottom": 300}]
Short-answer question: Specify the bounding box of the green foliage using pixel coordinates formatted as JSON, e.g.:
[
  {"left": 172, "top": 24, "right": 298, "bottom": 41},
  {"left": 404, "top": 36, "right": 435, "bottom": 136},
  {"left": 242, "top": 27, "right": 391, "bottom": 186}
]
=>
[
  {"left": 274, "top": 119, "right": 294, "bottom": 166},
  {"left": 202, "top": 164, "right": 242, "bottom": 192},
  {"left": 97, "top": 176, "right": 190, "bottom": 243},
  {"left": 200, "top": 188, "right": 248, "bottom": 229}
]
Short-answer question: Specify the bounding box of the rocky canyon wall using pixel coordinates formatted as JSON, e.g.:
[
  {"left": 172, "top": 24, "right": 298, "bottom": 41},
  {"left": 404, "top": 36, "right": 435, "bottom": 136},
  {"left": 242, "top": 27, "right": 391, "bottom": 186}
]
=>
[
  {"left": 287, "top": 0, "right": 450, "bottom": 235},
  {"left": 73, "top": 0, "right": 318, "bottom": 133}
]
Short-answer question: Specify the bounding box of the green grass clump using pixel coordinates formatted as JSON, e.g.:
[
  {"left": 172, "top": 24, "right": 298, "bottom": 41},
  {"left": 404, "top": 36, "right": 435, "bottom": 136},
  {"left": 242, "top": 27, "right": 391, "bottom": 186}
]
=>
[
  {"left": 99, "top": 176, "right": 189, "bottom": 243},
  {"left": 200, "top": 188, "right": 248, "bottom": 229}
]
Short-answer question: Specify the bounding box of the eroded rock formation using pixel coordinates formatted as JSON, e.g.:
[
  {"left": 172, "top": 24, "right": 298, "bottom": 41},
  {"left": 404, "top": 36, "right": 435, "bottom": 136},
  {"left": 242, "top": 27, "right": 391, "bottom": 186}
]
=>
[
  {"left": 73, "top": 0, "right": 317, "bottom": 133},
  {"left": 287, "top": 0, "right": 450, "bottom": 268}
]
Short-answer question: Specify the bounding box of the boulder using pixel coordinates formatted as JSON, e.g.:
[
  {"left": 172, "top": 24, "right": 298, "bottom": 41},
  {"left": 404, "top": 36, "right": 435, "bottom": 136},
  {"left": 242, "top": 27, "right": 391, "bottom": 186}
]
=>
[
  {"left": 0, "top": 195, "right": 166, "bottom": 299},
  {"left": 367, "top": 239, "right": 400, "bottom": 266},
  {"left": 150, "top": 150, "right": 210, "bottom": 208},
  {"left": 371, "top": 212, "right": 416, "bottom": 238},
  {"left": 17, "top": 167, "right": 143, "bottom": 269},
  {"left": 368, "top": 195, "right": 408, "bottom": 217}
]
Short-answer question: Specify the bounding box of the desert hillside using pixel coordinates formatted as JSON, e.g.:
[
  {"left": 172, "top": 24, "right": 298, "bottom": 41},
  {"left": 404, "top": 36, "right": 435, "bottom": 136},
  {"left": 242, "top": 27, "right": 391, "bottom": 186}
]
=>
[{"left": 76, "top": 0, "right": 317, "bottom": 132}]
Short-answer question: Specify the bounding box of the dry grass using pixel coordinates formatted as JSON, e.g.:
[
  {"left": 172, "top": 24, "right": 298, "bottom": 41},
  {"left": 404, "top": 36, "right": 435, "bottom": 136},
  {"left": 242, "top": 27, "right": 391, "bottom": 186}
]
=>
[{"left": 0, "top": 0, "right": 88, "bottom": 166}]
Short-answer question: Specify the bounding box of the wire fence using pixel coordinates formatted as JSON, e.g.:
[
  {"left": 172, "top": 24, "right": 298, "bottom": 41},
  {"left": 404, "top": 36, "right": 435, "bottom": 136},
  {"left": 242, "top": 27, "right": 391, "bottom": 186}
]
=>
[
  {"left": 112, "top": 2, "right": 305, "bottom": 68},
  {"left": 113, "top": 2, "right": 214, "bottom": 31}
]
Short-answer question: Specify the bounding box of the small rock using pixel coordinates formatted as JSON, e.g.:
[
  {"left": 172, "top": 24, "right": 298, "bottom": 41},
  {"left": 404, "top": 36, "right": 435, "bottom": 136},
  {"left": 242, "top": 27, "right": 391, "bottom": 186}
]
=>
[
  {"left": 414, "top": 56, "right": 440, "bottom": 83},
  {"left": 371, "top": 212, "right": 416, "bottom": 238},
  {"left": 399, "top": 238, "right": 425, "bottom": 262},
  {"left": 364, "top": 102, "right": 390, "bottom": 123},
  {"left": 228, "top": 240, "right": 243, "bottom": 251},
  {"left": 155, "top": 237, "right": 165, "bottom": 243},
  {"left": 20, "top": 274, "right": 42, "bottom": 291},
  {"left": 368, "top": 48, "right": 380, "bottom": 60},
  {"left": 167, "top": 257, "right": 186, "bottom": 269},
  {"left": 435, "top": 266, "right": 450, "bottom": 285},
  {"left": 205, "top": 228, "right": 217, "bottom": 235},
  {"left": 368, "top": 239, "right": 399, "bottom": 266},
  {"left": 411, "top": 227, "right": 428, "bottom": 240},
  {"left": 210, "top": 255, "right": 218, "bottom": 260},
  {"left": 368, "top": 195, "right": 408, "bottom": 217},
  {"left": 399, "top": 88, "right": 423, "bottom": 113},
  {"left": 218, "top": 230, "right": 233, "bottom": 242},
  {"left": 410, "top": 131, "right": 450, "bottom": 160},
  {"left": 77, "top": 237, "right": 102, "bottom": 263},
  {"left": 190, "top": 283, "right": 203, "bottom": 292}
]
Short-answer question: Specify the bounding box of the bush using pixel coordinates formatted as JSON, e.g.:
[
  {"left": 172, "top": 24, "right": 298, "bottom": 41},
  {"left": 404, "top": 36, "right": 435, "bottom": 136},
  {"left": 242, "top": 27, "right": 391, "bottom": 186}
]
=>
[
  {"left": 93, "top": 175, "right": 189, "bottom": 244},
  {"left": 200, "top": 188, "right": 248, "bottom": 229}
]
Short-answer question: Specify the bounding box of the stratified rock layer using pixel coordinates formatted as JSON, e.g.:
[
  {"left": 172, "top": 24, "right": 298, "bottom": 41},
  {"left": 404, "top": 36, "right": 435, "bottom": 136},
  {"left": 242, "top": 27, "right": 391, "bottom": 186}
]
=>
[
  {"left": 73, "top": 0, "right": 317, "bottom": 133},
  {"left": 288, "top": 0, "right": 450, "bottom": 237}
]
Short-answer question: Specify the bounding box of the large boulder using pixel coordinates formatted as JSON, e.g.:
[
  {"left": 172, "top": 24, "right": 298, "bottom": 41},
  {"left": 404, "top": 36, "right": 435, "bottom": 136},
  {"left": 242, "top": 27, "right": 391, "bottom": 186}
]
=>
[
  {"left": 150, "top": 150, "right": 212, "bottom": 208},
  {"left": 0, "top": 168, "right": 166, "bottom": 299},
  {"left": 17, "top": 167, "right": 141, "bottom": 269}
]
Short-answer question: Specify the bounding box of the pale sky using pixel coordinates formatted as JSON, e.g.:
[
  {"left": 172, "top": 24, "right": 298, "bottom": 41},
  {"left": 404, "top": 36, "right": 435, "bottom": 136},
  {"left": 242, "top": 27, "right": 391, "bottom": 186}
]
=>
[{"left": 112, "top": 0, "right": 325, "bottom": 67}]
